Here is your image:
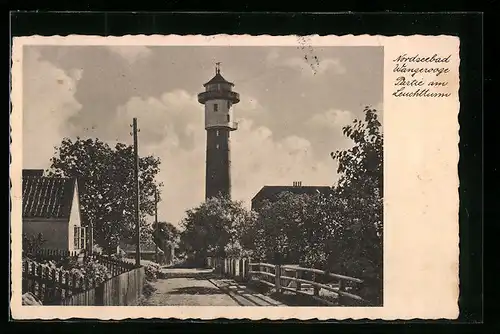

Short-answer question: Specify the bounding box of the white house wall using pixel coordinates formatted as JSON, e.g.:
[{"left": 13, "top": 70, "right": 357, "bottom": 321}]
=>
[{"left": 68, "top": 181, "right": 82, "bottom": 252}]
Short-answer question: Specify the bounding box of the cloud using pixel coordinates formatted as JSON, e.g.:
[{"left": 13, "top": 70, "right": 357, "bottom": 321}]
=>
[
  {"left": 110, "top": 92, "right": 335, "bottom": 226},
  {"left": 23, "top": 49, "right": 83, "bottom": 169},
  {"left": 316, "top": 58, "right": 346, "bottom": 75},
  {"left": 266, "top": 50, "right": 346, "bottom": 77},
  {"left": 231, "top": 119, "right": 336, "bottom": 210},
  {"left": 68, "top": 68, "right": 83, "bottom": 81},
  {"left": 306, "top": 109, "right": 354, "bottom": 130},
  {"left": 283, "top": 57, "right": 346, "bottom": 77},
  {"left": 106, "top": 46, "right": 153, "bottom": 64}
]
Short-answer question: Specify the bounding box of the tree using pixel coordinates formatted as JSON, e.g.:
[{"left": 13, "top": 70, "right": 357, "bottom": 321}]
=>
[
  {"left": 180, "top": 196, "right": 257, "bottom": 263},
  {"left": 152, "top": 221, "right": 180, "bottom": 253},
  {"left": 330, "top": 106, "right": 383, "bottom": 305},
  {"left": 251, "top": 192, "right": 313, "bottom": 264},
  {"left": 240, "top": 106, "right": 383, "bottom": 304},
  {"left": 47, "top": 137, "right": 162, "bottom": 253}
]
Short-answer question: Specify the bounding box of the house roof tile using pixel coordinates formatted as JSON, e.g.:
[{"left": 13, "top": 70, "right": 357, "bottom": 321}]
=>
[
  {"left": 251, "top": 185, "right": 332, "bottom": 206},
  {"left": 22, "top": 173, "right": 77, "bottom": 219}
]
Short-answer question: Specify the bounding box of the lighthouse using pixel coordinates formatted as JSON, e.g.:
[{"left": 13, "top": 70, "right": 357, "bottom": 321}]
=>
[{"left": 197, "top": 63, "right": 240, "bottom": 200}]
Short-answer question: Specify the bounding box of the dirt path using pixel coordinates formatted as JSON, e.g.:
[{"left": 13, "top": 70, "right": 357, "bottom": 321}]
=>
[
  {"left": 140, "top": 268, "right": 285, "bottom": 306},
  {"left": 141, "top": 276, "right": 241, "bottom": 306}
]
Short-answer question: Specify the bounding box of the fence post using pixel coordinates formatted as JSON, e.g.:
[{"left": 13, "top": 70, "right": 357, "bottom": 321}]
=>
[
  {"left": 22, "top": 261, "right": 28, "bottom": 293},
  {"left": 312, "top": 273, "right": 320, "bottom": 296},
  {"left": 37, "top": 264, "right": 43, "bottom": 302},
  {"left": 95, "top": 283, "right": 104, "bottom": 306},
  {"left": 337, "top": 279, "right": 348, "bottom": 306},
  {"left": 64, "top": 272, "right": 70, "bottom": 301},
  {"left": 246, "top": 259, "right": 250, "bottom": 280},
  {"left": 295, "top": 270, "right": 302, "bottom": 292},
  {"left": 71, "top": 273, "right": 77, "bottom": 301},
  {"left": 241, "top": 259, "right": 246, "bottom": 280},
  {"left": 42, "top": 266, "right": 48, "bottom": 303},
  {"left": 30, "top": 262, "right": 36, "bottom": 295},
  {"left": 274, "top": 264, "right": 281, "bottom": 293},
  {"left": 237, "top": 259, "right": 243, "bottom": 280},
  {"left": 57, "top": 269, "right": 63, "bottom": 302}
]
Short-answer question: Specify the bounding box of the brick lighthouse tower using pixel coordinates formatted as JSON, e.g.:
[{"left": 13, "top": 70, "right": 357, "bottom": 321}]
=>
[{"left": 197, "top": 63, "right": 240, "bottom": 200}]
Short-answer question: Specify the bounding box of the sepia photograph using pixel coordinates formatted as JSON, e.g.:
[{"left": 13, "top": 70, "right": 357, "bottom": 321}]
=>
[
  {"left": 19, "top": 43, "right": 383, "bottom": 308},
  {"left": 11, "top": 34, "right": 460, "bottom": 320}
]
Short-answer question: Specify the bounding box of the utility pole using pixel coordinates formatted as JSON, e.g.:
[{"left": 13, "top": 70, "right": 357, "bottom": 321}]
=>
[
  {"left": 154, "top": 187, "right": 158, "bottom": 263},
  {"left": 132, "top": 118, "right": 141, "bottom": 267},
  {"left": 89, "top": 221, "right": 94, "bottom": 253}
]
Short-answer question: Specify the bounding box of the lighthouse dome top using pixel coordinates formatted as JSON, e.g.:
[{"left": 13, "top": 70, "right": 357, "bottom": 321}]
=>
[
  {"left": 203, "top": 62, "right": 235, "bottom": 87},
  {"left": 203, "top": 72, "right": 234, "bottom": 87}
]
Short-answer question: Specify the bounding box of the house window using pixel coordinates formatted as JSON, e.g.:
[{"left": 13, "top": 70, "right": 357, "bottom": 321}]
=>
[
  {"left": 81, "top": 227, "right": 86, "bottom": 250},
  {"left": 74, "top": 226, "right": 79, "bottom": 249},
  {"left": 74, "top": 226, "right": 87, "bottom": 249},
  {"left": 214, "top": 104, "right": 218, "bottom": 112}
]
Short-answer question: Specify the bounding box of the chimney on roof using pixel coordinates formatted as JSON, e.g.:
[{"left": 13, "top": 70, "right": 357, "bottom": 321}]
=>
[
  {"left": 293, "top": 181, "right": 302, "bottom": 187},
  {"left": 22, "top": 169, "right": 44, "bottom": 178}
]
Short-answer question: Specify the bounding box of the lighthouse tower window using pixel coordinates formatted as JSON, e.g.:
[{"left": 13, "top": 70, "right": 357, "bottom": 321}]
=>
[
  {"left": 227, "top": 101, "right": 231, "bottom": 109},
  {"left": 214, "top": 103, "right": 218, "bottom": 112},
  {"left": 227, "top": 115, "right": 230, "bottom": 122},
  {"left": 216, "top": 130, "right": 220, "bottom": 136}
]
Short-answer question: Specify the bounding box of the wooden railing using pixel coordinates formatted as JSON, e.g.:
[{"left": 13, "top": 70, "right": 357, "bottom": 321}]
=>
[{"left": 207, "top": 257, "right": 366, "bottom": 306}]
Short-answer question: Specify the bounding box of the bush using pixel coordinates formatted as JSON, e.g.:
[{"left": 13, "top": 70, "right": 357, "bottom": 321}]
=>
[
  {"left": 224, "top": 240, "right": 253, "bottom": 258},
  {"left": 143, "top": 261, "right": 161, "bottom": 282},
  {"left": 69, "top": 260, "right": 111, "bottom": 286},
  {"left": 26, "top": 256, "right": 112, "bottom": 286},
  {"left": 143, "top": 281, "right": 157, "bottom": 298},
  {"left": 92, "top": 244, "right": 104, "bottom": 254},
  {"left": 22, "top": 233, "right": 46, "bottom": 259},
  {"left": 110, "top": 248, "right": 126, "bottom": 260}
]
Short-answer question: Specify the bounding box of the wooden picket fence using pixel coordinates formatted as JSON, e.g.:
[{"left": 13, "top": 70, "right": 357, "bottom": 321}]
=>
[
  {"left": 22, "top": 250, "right": 143, "bottom": 306},
  {"left": 61, "top": 266, "right": 144, "bottom": 306},
  {"left": 23, "top": 259, "right": 98, "bottom": 305},
  {"left": 32, "top": 249, "right": 136, "bottom": 277}
]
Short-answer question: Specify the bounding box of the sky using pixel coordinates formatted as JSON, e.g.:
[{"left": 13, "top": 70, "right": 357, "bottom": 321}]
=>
[{"left": 22, "top": 45, "right": 383, "bottom": 227}]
